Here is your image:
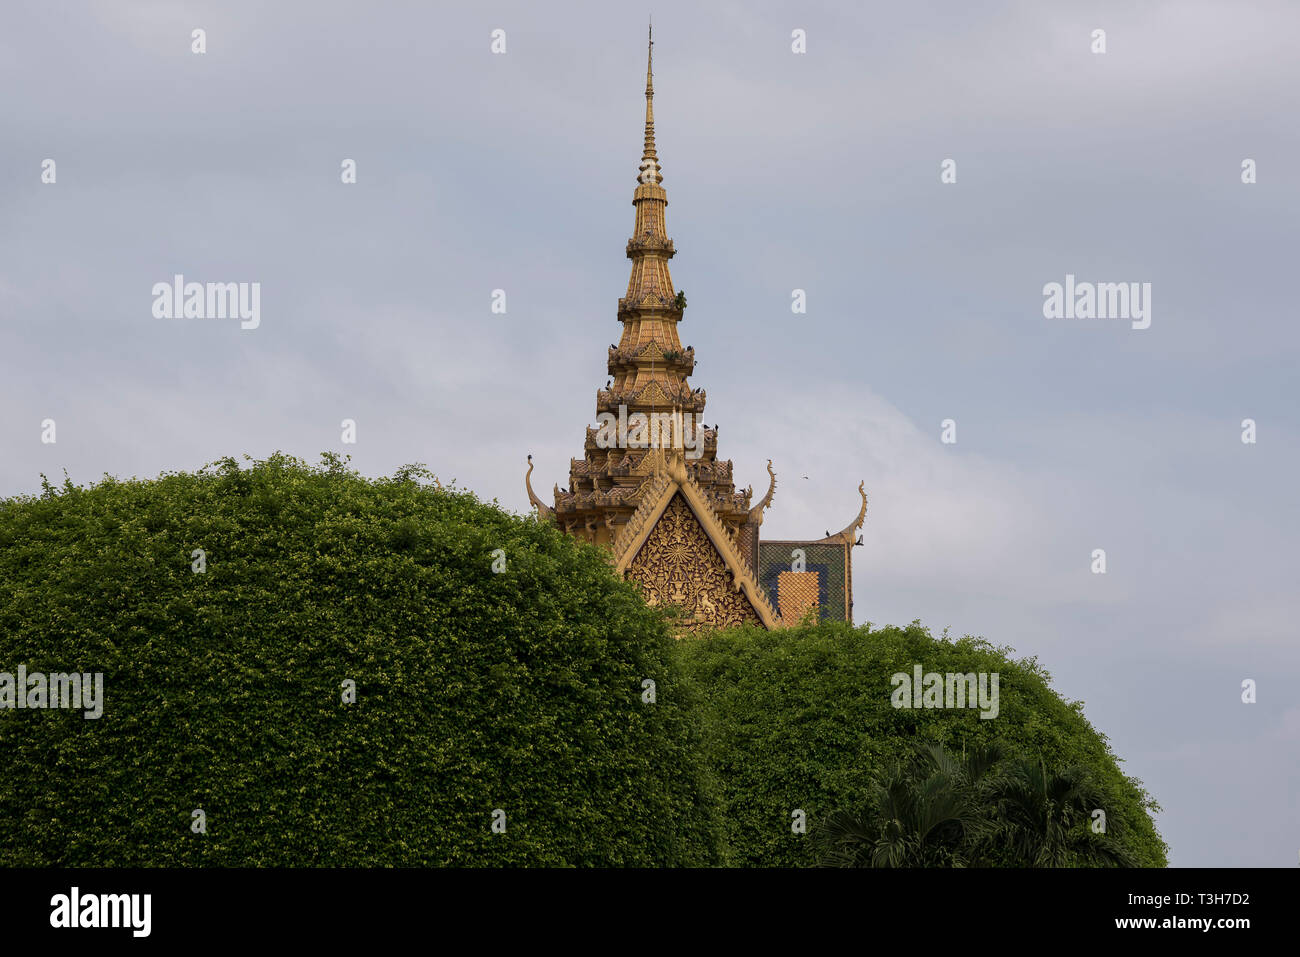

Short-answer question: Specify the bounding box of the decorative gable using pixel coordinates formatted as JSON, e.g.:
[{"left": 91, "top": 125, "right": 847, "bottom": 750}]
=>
[
  {"left": 625, "top": 493, "right": 763, "bottom": 633},
  {"left": 635, "top": 380, "right": 670, "bottom": 408}
]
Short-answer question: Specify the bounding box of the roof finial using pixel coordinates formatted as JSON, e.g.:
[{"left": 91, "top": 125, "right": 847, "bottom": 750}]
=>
[{"left": 639, "top": 21, "right": 662, "bottom": 186}]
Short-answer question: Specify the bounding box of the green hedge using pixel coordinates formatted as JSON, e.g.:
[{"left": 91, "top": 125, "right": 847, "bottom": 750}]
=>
[
  {"left": 0, "top": 454, "right": 1167, "bottom": 867},
  {"left": 673, "top": 621, "right": 1167, "bottom": 867},
  {"left": 0, "top": 454, "right": 723, "bottom": 866}
]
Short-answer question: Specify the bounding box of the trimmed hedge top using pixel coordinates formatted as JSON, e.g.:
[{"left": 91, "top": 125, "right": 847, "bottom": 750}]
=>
[
  {"left": 0, "top": 454, "right": 723, "bottom": 866},
  {"left": 673, "top": 621, "right": 1167, "bottom": 867},
  {"left": 0, "top": 454, "right": 1165, "bottom": 867}
]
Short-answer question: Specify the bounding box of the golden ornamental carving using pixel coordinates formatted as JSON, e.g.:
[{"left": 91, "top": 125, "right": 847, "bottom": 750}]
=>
[{"left": 625, "top": 494, "right": 761, "bottom": 633}]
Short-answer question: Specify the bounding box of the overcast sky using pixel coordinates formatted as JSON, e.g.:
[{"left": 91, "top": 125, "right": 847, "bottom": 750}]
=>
[{"left": 2, "top": 0, "right": 1297, "bottom": 867}]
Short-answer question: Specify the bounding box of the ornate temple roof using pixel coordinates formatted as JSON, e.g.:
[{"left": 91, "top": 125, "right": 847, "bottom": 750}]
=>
[
  {"left": 524, "top": 26, "right": 868, "bottom": 630},
  {"left": 609, "top": 456, "right": 781, "bottom": 630}
]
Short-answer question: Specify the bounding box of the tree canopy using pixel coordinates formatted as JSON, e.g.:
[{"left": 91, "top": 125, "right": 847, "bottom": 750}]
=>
[
  {"left": 0, "top": 454, "right": 722, "bottom": 866},
  {"left": 673, "top": 621, "right": 1167, "bottom": 867},
  {"left": 0, "top": 455, "right": 1165, "bottom": 867}
]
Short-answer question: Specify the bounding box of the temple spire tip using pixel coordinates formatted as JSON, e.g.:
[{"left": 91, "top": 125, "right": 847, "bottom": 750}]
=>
[{"left": 638, "top": 23, "right": 661, "bottom": 186}]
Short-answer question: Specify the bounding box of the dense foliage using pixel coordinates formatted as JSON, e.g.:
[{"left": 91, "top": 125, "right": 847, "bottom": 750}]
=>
[
  {"left": 673, "top": 621, "right": 1167, "bottom": 867},
  {"left": 0, "top": 456, "right": 1166, "bottom": 867},
  {"left": 815, "top": 742, "right": 1140, "bottom": 867},
  {"left": 0, "top": 454, "right": 723, "bottom": 866}
]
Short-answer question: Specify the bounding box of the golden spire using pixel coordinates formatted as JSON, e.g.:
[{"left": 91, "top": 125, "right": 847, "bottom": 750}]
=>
[
  {"left": 623, "top": 21, "right": 673, "bottom": 308},
  {"left": 639, "top": 21, "right": 662, "bottom": 186}
]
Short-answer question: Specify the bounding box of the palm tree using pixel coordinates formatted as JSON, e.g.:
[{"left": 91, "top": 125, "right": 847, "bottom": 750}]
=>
[
  {"left": 987, "top": 757, "right": 1137, "bottom": 867},
  {"left": 815, "top": 742, "right": 1136, "bottom": 867},
  {"left": 815, "top": 742, "right": 1002, "bottom": 867}
]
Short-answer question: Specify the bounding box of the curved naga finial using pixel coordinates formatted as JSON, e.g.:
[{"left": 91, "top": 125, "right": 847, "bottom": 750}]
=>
[
  {"left": 747, "top": 459, "right": 777, "bottom": 524},
  {"left": 525, "top": 455, "right": 554, "bottom": 520},
  {"left": 821, "top": 481, "right": 868, "bottom": 545}
]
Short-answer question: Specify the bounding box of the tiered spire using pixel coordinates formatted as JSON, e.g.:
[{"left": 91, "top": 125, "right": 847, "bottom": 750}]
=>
[
  {"left": 615, "top": 23, "right": 692, "bottom": 437},
  {"left": 545, "top": 28, "right": 754, "bottom": 548},
  {"left": 525, "top": 26, "right": 867, "bottom": 629},
  {"left": 623, "top": 23, "right": 674, "bottom": 316}
]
